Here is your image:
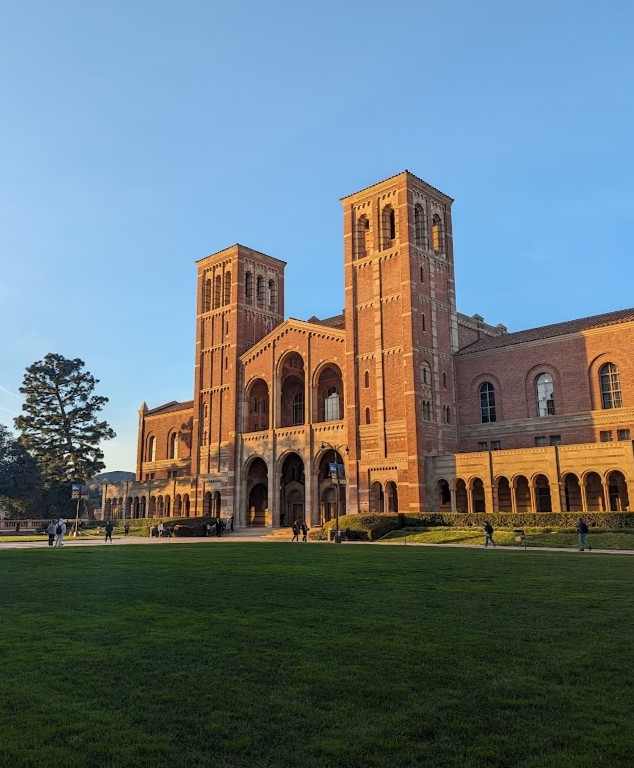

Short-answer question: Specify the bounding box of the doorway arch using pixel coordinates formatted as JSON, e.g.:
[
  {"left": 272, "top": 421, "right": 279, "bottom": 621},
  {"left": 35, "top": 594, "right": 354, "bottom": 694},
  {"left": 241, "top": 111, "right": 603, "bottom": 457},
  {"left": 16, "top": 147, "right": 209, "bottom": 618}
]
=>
[{"left": 246, "top": 457, "right": 268, "bottom": 526}]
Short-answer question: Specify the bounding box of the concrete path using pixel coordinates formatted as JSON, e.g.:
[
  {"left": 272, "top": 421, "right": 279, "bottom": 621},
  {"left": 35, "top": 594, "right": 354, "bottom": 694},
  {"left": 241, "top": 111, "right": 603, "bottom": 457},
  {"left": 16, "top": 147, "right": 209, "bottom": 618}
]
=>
[{"left": 1, "top": 529, "right": 633, "bottom": 555}]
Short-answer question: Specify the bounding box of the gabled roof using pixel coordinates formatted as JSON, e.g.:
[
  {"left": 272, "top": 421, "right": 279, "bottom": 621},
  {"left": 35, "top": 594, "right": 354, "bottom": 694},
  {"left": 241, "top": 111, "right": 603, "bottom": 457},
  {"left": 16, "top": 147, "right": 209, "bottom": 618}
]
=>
[
  {"left": 146, "top": 400, "right": 194, "bottom": 416},
  {"left": 457, "top": 307, "right": 634, "bottom": 355},
  {"left": 240, "top": 317, "right": 345, "bottom": 365}
]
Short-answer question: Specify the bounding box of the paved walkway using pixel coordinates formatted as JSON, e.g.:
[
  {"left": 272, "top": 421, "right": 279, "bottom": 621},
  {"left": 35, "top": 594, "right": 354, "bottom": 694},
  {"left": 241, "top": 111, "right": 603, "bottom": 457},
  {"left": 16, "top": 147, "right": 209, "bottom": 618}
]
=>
[{"left": 1, "top": 529, "right": 633, "bottom": 555}]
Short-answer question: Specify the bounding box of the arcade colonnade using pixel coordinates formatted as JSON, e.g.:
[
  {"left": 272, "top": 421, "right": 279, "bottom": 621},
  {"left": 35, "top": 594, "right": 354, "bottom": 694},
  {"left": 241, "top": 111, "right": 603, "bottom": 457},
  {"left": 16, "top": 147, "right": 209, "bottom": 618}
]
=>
[
  {"left": 431, "top": 442, "right": 634, "bottom": 515},
  {"left": 435, "top": 469, "right": 631, "bottom": 514}
]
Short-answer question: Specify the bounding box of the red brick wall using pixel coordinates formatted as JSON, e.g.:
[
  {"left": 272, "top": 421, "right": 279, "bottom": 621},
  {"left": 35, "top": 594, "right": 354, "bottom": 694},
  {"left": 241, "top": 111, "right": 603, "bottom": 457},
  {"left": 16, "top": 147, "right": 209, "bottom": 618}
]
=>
[{"left": 455, "top": 323, "right": 634, "bottom": 451}]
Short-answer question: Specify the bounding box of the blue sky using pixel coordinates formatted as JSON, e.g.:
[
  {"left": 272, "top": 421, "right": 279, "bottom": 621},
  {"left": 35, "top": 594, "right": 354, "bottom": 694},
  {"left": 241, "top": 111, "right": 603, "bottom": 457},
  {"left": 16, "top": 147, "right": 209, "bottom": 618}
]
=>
[{"left": 1, "top": 0, "right": 633, "bottom": 472}]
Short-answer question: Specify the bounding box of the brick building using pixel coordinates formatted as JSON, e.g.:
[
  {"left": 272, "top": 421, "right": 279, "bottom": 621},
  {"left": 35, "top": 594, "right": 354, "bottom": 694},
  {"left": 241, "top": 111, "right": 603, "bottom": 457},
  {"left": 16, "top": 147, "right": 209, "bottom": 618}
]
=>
[{"left": 102, "top": 171, "right": 634, "bottom": 523}]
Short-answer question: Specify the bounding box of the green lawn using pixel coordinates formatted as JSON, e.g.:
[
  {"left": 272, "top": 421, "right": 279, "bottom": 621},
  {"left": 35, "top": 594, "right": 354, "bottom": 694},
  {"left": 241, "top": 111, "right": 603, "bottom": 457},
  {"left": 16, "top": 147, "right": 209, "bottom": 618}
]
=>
[
  {"left": 0, "top": 544, "right": 632, "bottom": 768},
  {"left": 381, "top": 527, "right": 634, "bottom": 550}
]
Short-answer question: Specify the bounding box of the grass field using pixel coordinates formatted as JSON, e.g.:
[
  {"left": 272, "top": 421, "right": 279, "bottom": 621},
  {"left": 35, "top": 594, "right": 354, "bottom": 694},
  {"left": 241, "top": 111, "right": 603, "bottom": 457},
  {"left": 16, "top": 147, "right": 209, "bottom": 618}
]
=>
[
  {"left": 381, "top": 527, "right": 634, "bottom": 550},
  {"left": 0, "top": 544, "right": 633, "bottom": 768}
]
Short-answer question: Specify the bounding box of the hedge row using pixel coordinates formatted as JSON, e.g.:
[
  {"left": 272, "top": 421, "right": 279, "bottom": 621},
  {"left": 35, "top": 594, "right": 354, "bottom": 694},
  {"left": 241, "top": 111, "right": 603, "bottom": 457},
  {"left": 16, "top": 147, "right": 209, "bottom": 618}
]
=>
[{"left": 312, "top": 512, "right": 634, "bottom": 541}]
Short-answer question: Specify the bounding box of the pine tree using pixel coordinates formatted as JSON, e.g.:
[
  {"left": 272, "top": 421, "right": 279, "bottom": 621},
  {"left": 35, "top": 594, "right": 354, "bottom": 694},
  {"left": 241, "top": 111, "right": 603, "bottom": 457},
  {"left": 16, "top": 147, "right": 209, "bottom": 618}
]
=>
[{"left": 14, "top": 354, "right": 116, "bottom": 485}]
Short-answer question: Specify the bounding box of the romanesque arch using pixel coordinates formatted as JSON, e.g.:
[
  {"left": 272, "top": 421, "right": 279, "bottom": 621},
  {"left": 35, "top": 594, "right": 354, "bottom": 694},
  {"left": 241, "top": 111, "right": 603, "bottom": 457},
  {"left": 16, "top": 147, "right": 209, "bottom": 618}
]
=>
[
  {"left": 533, "top": 474, "right": 552, "bottom": 512},
  {"left": 563, "top": 474, "right": 582, "bottom": 512},
  {"left": 245, "top": 456, "right": 268, "bottom": 526},
  {"left": 369, "top": 482, "right": 384, "bottom": 513},
  {"left": 606, "top": 470, "right": 629, "bottom": 511},
  {"left": 454, "top": 479, "right": 468, "bottom": 513},
  {"left": 279, "top": 352, "right": 305, "bottom": 427},
  {"left": 584, "top": 471, "right": 605, "bottom": 511},
  {"left": 280, "top": 452, "right": 305, "bottom": 527},
  {"left": 246, "top": 377, "right": 269, "bottom": 432},
  {"left": 513, "top": 475, "right": 531, "bottom": 513},
  {"left": 470, "top": 477, "right": 486, "bottom": 513},
  {"left": 314, "top": 363, "right": 344, "bottom": 422},
  {"left": 386, "top": 481, "right": 399, "bottom": 513},
  {"left": 495, "top": 476, "right": 511, "bottom": 512}
]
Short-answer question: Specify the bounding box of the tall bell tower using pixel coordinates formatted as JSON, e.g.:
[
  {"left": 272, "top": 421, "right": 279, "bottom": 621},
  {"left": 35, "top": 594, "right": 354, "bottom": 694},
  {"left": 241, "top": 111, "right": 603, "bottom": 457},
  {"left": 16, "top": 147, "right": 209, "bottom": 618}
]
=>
[
  {"left": 342, "top": 172, "right": 458, "bottom": 513},
  {"left": 191, "top": 244, "right": 286, "bottom": 512}
]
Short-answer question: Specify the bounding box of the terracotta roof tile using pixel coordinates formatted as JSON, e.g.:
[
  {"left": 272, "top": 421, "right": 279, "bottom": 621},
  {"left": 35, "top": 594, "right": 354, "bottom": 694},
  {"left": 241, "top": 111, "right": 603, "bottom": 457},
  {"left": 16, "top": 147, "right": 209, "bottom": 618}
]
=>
[
  {"left": 306, "top": 313, "right": 346, "bottom": 329},
  {"left": 147, "top": 400, "right": 194, "bottom": 416},
  {"left": 457, "top": 307, "right": 634, "bottom": 355}
]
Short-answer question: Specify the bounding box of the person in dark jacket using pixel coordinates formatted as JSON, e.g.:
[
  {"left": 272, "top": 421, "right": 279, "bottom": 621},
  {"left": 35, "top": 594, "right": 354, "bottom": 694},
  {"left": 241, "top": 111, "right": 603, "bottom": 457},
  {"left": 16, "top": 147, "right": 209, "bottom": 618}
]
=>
[
  {"left": 291, "top": 520, "right": 300, "bottom": 542},
  {"left": 105, "top": 520, "right": 114, "bottom": 543},
  {"left": 484, "top": 521, "right": 496, "bottom": 548},
  {"left": 301, "top": 521, "right": 309, "bottom": 542},
  {"left": 577, "top": 517, "right": 592, "bottom": 551},
  {"left": 46, "top": 519, "right": 57, "bottom": 547}
]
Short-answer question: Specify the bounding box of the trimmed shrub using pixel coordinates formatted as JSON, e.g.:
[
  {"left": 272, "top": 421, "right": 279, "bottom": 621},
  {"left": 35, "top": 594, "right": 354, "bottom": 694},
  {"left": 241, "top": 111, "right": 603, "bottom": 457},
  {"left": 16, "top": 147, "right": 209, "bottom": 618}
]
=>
[
  {"left": 398, "top": 512, "right": 634, "bottom": 530},
  {"left": 311, "top": 512, "right": 634, "bottom": 541}
]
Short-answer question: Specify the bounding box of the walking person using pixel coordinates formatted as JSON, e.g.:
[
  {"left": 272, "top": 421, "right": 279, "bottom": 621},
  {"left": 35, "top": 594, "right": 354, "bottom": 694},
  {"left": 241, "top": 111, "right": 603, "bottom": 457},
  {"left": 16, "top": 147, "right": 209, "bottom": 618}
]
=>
[
  {"left": 54, "top": 518, "right": 66, "bottom": 547},
  {"left": 215, "top": 517, "right": 222, "bottom": 537},
  {"left": 158, "top": 521, "right": 165, "bottom": 538},
  {"left": 229, "top": 514, "right": 234, "bottom": 532},
  {"left": 291, "top": 520, "right": 300, "bottom": 542},
  {"left": 46, "top": 519, "right": 57, "bottom": 547},
  {"left": 301, "top": 521, "right": 309, "bottom": 542},
  {"left": 577, "top": 517, "right": 592, "bottom": 551},
  {"left": 105, "top": 520, "right": 114, "bottom": 543},
  {"left": 124, "top": 523, "right": 130, "bottom": 536},
  {"left": 484, "top": 521, "right": 496, "bottom": 548}
]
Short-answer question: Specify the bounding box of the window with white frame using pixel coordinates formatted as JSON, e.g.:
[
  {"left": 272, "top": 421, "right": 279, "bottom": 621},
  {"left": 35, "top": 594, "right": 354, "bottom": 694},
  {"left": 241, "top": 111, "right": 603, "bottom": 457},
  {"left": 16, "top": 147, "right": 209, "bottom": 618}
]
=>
[
  {"left": 536, "top": 373, "right": 555, "bottom": 416},
  {"left": 479, "top": 382, "right": 496, "bottom": 423},
  {"left": 600, "top": 363, "right": 622, "bottom": 409}
]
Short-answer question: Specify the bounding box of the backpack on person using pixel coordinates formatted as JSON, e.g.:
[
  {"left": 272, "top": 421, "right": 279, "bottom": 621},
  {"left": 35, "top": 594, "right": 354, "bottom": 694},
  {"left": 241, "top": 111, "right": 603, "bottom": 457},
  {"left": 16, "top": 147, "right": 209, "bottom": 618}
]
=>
[
  {"left": 582, "top": 521, "right": 589, "bottom": 534},
  {"left": 55, "top": 524, "right": 62, "bottom": 535}
]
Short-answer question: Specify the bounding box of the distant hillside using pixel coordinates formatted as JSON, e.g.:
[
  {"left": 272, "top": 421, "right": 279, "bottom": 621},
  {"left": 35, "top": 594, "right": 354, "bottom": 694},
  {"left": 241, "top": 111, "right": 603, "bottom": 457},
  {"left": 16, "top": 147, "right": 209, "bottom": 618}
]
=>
[{"left": 90, "top": 471, "right": 135, "bottom": 487}]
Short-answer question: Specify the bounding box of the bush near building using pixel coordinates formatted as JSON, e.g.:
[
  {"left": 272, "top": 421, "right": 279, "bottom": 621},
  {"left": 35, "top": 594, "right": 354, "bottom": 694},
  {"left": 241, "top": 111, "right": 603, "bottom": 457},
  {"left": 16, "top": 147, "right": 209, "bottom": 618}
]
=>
[{"left": 312, "top": 512, "right": 634, "bottom": 541}]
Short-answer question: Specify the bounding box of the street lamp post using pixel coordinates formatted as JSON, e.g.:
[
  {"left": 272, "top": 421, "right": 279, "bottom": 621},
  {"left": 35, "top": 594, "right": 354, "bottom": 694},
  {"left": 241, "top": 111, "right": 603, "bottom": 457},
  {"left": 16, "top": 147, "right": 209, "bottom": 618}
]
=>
[{"left": 321, "top": 442, "right": 349, "bottom": 543}]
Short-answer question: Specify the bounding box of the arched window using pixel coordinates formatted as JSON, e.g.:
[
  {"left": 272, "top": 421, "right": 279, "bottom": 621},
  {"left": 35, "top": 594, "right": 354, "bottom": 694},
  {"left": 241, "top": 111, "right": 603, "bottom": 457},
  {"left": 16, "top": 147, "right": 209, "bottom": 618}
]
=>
[
  {"left": 223, "top": 271, "right": 231, "bottom": 305},
  {"left": 422, "top": 363, "right": 431, "bottom": 386},
  {"left": 267, "top": 279, "right": 276, "bottom": 310},
  {"left": 364, "top": 370, "right": 370, "bottom": 388},
  {"left": 600, "top": 363, "right": 622, "bottom": 409},
  {"left": 203, "top": 402, "right": 208, "bottom": 418},
  {"left": 420, "top": 264, "right": 425, "bottom": 283},
  {"left": 423, "top": 401, "right": 432, "bottom": 420},
  {"left": 443, "top": 372, "right": 447, "bottom": 389},
  {"left": 204, "top": 278, "right": 212, "bottom": 312},
  {"left": 168, "top": 432, "right": 179, "bottom": 460},
  {"left": 365, "top": 407, "right": 371, "bottom": 424},
  {"left": 292, "top": 391, "right": 304, "bottom": 425},
  {"left": 245, "top": 271, "right": 253, "bottom": 300},
  {"left": 480, "top": 382, "right": 496, "bottom": 423},
  {"left": 146, "top": 435, "right": 156, "bottom": 462},
  {"left": 414, "top": 204, "right": 425, "bottom": 247},
  {"left": 356, "top": 215, "right": 369, "bottom": 258},
  {"left": 214, "top": 275, "right": 221, "bottom": 309},
  {"left": 536, "top": 373, "right": 555, "bottom": 416},
  {"left": 256, "top": 275, "right": 264, "bottom": 305},
  {"left": 432, "top": 214, "right": 442, "bottom": 252},
  {"left": 324, "top": 386, "right": 340, "bottom": 421},
  {"left": 382, "top": 205, "right": 396, "bottom": 248},
  {"left": 422, "top": 314, "right": 426, "bottom": 332}
]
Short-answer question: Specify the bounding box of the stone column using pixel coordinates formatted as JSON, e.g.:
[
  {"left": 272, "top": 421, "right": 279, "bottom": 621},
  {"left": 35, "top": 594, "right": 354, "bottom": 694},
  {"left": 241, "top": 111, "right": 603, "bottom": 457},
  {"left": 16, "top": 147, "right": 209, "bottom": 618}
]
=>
[
  {"left": 450, "top": 487, "right": 457, "bottom": 514},
  {"left": 580, "top": 483, "right": 588, "bottom": 513},
  {"left": 510, "top": 484, "right": 517, "bottom": 514}
]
